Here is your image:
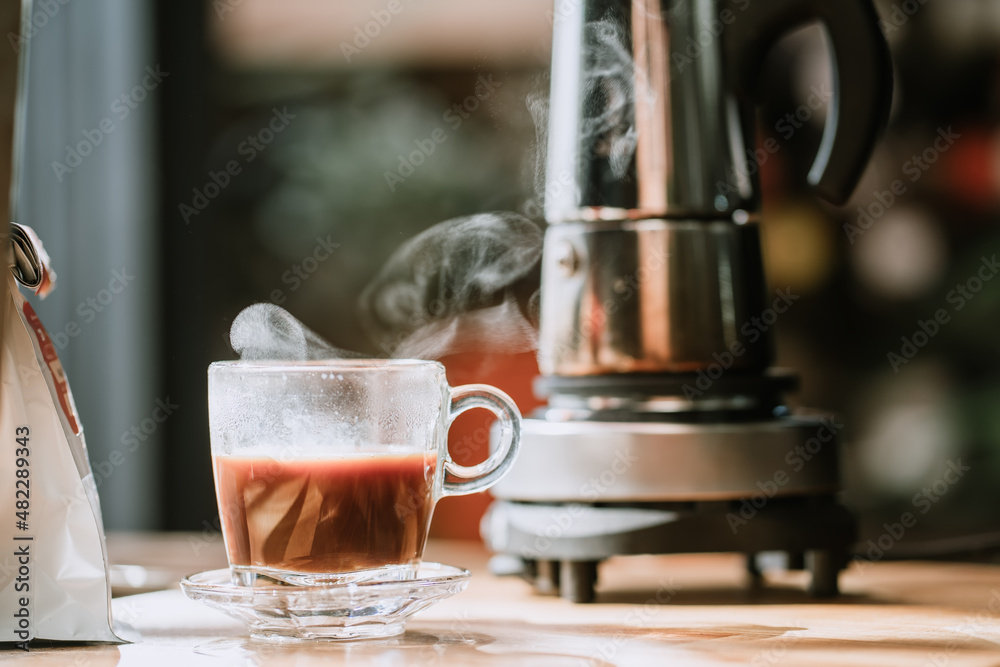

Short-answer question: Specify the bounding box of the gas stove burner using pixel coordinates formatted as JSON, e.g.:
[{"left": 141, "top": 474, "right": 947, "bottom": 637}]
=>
[
  {"left": 490, "top": 414, "right": 841, "bottom": 503},
  {"left": 483, "top": 497, "right": 854, "bottom": 603},
  {"left": 483, "top": 404, "right": 854, "bottom": 602},
  {"left": 536, "top": 370, "right": 799, "bottom": 399},
  {"left": 535, "top": 370, "right": 799, "bottom": 423}
]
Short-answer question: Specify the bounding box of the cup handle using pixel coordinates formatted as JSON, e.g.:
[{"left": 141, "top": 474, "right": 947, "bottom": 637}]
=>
[{"left": 442, "top": 384, "right": 522, "bottom": 497}]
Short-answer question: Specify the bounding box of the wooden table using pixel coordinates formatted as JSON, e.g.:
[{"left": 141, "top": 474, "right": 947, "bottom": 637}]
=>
[{"left": 6, "top": 535, "right": 1000, "bottom": 666}]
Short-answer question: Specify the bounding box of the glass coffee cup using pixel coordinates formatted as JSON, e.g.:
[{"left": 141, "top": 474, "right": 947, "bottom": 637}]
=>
[{"left": 207, "top": 359, "right": 521, "bottom": 586}]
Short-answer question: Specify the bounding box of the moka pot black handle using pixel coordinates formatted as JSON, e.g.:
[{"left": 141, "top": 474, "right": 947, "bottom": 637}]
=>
[{"left": 724, "top": 0, "right": 893, "bottom": 204}]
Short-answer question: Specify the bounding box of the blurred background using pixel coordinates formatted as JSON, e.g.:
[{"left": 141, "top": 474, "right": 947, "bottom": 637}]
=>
[{"left": 11, "top": 0, "right": 1000, "bottom": 560}]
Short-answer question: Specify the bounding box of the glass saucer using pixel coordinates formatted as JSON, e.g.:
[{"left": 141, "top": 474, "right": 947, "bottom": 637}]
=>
[{"left": 180, "top": 562, "right": 469, "bottom": 642}]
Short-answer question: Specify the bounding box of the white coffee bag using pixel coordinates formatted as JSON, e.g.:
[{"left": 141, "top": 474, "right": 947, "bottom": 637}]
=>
[{"left": 1, "top": 224, "right": 118, "bottom": 645}]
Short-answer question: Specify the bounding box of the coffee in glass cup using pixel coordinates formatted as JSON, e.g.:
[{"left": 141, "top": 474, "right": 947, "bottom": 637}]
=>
[{"left": 207, "top": 359, "right": 520, "bottom": 586}]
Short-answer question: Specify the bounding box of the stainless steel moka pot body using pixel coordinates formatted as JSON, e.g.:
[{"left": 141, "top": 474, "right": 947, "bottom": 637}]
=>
[{"left": 484, "top": 0, "right": 892, "bottom": 601}]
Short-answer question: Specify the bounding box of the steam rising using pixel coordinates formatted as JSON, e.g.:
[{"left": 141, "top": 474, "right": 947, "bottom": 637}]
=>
[
  {"left": 526, "top": 91, "right": 550, "bottom": 203},
  {"left": 359, "top": 212, "right": 542, "bottom": 359},
  {"left": 384, "top": 296, "right": 538, "bottom": 360},
  {"left": 582, "top": 17, "right": 638, "bottom": 179},
  {"left": 229, "top": 213, "right": 542, "bottom": 363},
  {"left": 231, "top": 303, "right": 359, "bottom": 361}
]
